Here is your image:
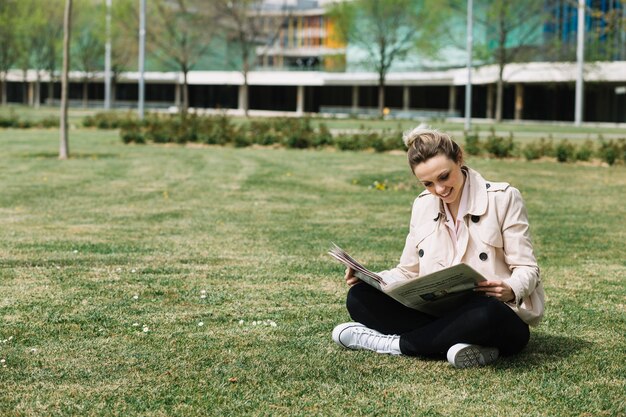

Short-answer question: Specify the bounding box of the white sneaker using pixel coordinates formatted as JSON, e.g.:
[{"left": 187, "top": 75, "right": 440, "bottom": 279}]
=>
[
  {"left": 447, "top": 343, "right": 499, "bottom": 368},
  {"left": 332, "top": 322, "right": 401, "bottom": 355}
]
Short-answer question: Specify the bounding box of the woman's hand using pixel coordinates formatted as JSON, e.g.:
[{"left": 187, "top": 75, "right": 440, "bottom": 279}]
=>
[
  {"left": 344, "top": 267, "right": 360, "bottom": 286},
  {"left": 474, "top": 280, "right": 515, "bottom": 303}
]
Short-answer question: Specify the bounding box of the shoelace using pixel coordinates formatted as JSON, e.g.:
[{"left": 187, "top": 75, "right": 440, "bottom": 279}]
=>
[{"left": 352, "top": 328, "right": 398, "bottom": 353}]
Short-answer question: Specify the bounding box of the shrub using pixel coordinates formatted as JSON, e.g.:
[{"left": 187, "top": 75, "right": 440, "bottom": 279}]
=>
[
  {"left": 537, "top": 137, "right": 555, "bottom": 157},
  {"left": 201, "top": 115, "right": 236, "bottom": 145},
  {"left": 313, "top": 123, "right": 333, "bottom": 148},
  {"left": 280, "top": 118, "right": 314, "bottom": 149},
  {"left": 40, "top": 117, "right": 60, "bottom": 128},
  {"left": 575, "top": 140, "right": 594, "bottom": 161},
  {"left": 369, "top": 131, "right": 403, "bottom": 152},
  {"left": 248, "top": 120, "right": 277, "bottom": 146},
  {"left": 333, "top": 134, "right": 365, "bottom": 151},
  {"left": 233, "top": 129, "right": 252, "bottom": 148},
  {"left": 555, "top": 140, "right": 575, "bottom": 162},
  {"left": 598, "top": 139, "right": 620, "bottom": 165},
  {"left": 0, "top": 115, "right": 17, "bottom": 128},
  {"left": 463, "top": 134, "right": 482, "bottom": 156},
  {"left": 484, "top": 135, "right": 515, "bottom": 158},
  {"left": 120, "top": 127, "right": 145, "bottom": 144},
  {"left": 522, "top": 142, "right": 542, "bottom": 161}
]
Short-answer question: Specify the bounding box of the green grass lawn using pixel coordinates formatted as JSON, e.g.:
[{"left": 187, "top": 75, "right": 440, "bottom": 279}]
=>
[{"left": 0, "top": 128, "right": 624, "bottom": 416}]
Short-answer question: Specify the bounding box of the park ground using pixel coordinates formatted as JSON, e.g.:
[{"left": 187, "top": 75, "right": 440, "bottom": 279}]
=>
[{"left": 0, "top": 116, "right": 624, "bottom": 416}]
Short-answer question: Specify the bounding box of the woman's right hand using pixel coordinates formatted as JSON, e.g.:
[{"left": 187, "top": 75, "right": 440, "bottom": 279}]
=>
[{"left": 344, "top": 267, "right": 360, "bottom": 286}]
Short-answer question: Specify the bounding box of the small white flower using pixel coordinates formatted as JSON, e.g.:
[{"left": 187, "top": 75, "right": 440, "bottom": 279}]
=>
[
  {"left": 198, "top": 322, "right": 204, "bottom": 326},
  {"left": 0, "top": 359, "right": 5, "bottom": 363},
  {"left": 252, "top": 321, "right": 258, "bottom": 326},
  {"left": 238, "top": 320, "right": 244, "bottom": 325},
  {"left": 142, "top": 327, "right": 149, "bottom": 333},
  {"left": 200, "top": 294, "right": 207, "bottom": 299},
  {"left": 132, "top": 322, "right": 139, "bottom": 327},
  {"left": 131, "top": 269, "right": 136, "bottom": 273},
  {"left": 72, "top": 250, "right": 78, "bottom": 254},
  {"left": 8, "top": 337, "right": 12, "bottom": 341},
  {"left": 132, "top": 295, "right": 139, "bottom": 300},
  {"left": 270, "top": 321, "right": 277, "bottom": 327},
  {"left": 30, "top": 348, "right": 37, "bottom": 353},
  {"left": 200, "top": 290, "right": 206, "bottom": 294}
]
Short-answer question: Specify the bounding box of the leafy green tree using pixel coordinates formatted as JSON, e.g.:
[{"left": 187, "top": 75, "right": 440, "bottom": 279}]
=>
[
  {"left": 328, "top": 0, "right": 444, "bottom": 116},
  {"left": 584, "top": 4, "right": 626, "bottom": 61},
  {"left": 108, "top": 0, "right": 139, "bottom": 106},
  {"left": 0, "top": 0, "right": 20, "bottom": 105},
  {"left": 15, "top": 0, "right": 64, "bottom": 107},
  {"left": 72, "top": 0, "right": 105, "bottom": 108}
]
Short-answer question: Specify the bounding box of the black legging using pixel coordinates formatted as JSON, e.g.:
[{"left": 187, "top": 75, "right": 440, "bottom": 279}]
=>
[{"left": 346, "top": 283, "right": 530, "bottom": 357}]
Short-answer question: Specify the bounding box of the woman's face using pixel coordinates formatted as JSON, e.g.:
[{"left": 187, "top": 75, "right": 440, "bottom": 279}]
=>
[{"left": 413, "top": 154, "right": 465, "bottom": 205}]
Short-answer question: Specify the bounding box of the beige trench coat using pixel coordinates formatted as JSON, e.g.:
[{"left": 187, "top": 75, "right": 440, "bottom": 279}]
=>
[{"left": 379, "top": 167, "right": 545, "bottom": 326}]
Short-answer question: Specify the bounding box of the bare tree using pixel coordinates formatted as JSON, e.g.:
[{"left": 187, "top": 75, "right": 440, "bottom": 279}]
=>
[
  {"left": 59, "top": 0, "right": 72, "bottom": 160},
  {"left": 329, "top": 0, "right": 444, "bottom": 116},
  {"left": 212, "top": 0, "right": 290, "bottom": 117},
  {"left": 469, "top": 0, "right": 547, "bottom": 122},
  {"left": 148, "top": 0, "right": 215, "bottom": 115}
]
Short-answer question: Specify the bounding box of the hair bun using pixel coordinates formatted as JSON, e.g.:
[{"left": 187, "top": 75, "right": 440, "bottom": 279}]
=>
[{"left": 402, "top": 123, "right": 431, "bottom": 148}]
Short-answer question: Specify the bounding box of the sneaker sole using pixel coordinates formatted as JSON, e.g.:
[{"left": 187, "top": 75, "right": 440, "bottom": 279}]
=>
[{"left": 451, "top": 345, "right": 498, "bottom": 368}]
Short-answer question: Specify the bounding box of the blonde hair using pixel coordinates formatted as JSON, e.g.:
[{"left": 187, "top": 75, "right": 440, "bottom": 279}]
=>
[{"left": 404, "top": 124, "right": 463, "bottom": 170}]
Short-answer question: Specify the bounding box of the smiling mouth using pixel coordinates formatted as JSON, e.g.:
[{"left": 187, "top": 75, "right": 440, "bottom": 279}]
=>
[{"left": 439, "top": 189, "right": 452, "bottom": 198}]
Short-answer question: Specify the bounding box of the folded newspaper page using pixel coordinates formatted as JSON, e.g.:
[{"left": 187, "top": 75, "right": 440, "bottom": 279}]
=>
[{"left": 328, "top": 243, "right": 487, "bottom": 316}]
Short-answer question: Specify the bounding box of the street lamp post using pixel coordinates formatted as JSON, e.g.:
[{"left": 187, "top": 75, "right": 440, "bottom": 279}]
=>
[
  {"left": 104, "top": 0, "right": 112, "bottom": 110},
  {"left": 464, "top": 0, "right": 473, "bottom": 132},
  {"left": 574, "top": 0, "right": 585, "bottom": 126},
  {"left": 138, "top": 0, "right": 146, "bottom": 120}
]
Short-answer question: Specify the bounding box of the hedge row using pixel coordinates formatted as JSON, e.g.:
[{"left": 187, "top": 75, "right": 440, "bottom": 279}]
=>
[
  {"left": 465, "top": 132, "right": 626, "bottom": 165},
  {"left": 0, "top": 114, "right": 59, "bottom": 128},
  {"left": 119, "top": 113, "right": 405, "bottom": 152}
]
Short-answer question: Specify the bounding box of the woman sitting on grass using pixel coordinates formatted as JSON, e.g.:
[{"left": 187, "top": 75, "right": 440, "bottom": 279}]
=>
[{"left": 332, "top": 125, "right": 544, "bottom": 368}]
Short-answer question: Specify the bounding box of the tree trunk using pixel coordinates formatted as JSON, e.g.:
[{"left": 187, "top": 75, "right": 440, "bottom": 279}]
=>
[
  {"left": 0, "top": 77, "right": 6, "bottom": 105},
  {"left": 22, "top": 70, "right": 28, "bottom": 105},
  {"left": 59, "top": 0, "right": 72, "bottom": 160},
  {"left": 378, "top": 73, "right": 385, "bottom": 117},
  {"left": 242, "top": 56, "right": 250, "bottom": 117},
  {"left": 111, "top": 77, "right": 116, "bottom": 108},
  {"left": 495, "top": 64, "right": 504, "bottom": 122},
  {"left": 182, "top": 70, "right": 188, "bottom": 115},
  {"left": 35, "top": 72, "right": 41, "bottom": 109},
  {"left": 48, "top": 78, "right": 54, "bottom": 106},
  {"left": 82, "top": 78, "right": 88, "bottom": 108}
]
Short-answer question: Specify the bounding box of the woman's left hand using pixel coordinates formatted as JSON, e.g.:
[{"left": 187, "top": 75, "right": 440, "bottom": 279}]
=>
[{"left": 474, "top": 280, "right": 515, "bottom": 303}]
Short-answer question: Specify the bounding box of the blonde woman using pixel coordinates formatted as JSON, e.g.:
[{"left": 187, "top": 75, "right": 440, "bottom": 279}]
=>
[{"left": 332, "top": 125, "right": 544, "bottom": 368}]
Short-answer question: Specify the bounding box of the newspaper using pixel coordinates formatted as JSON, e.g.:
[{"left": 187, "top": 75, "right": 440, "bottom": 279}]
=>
[{"left": 328, "top": 243, "right": 487, "bottom": 316}]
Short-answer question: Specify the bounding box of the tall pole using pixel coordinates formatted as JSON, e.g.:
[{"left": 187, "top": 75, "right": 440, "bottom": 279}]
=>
[
  {"left": 59, "top": 0, "right": 72, "bottom": 160},
  {"left": 574, "top": 0, "right": 585, "bottom": 126},
  {"left": 464, "top": 0, "right": 473, "bottom": 132},
  {"left": 104, "top": 0, "right": 112, "bottom": 110},
  {"left": 138, "top": 0, "right": 146, "bottom": 120}
]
